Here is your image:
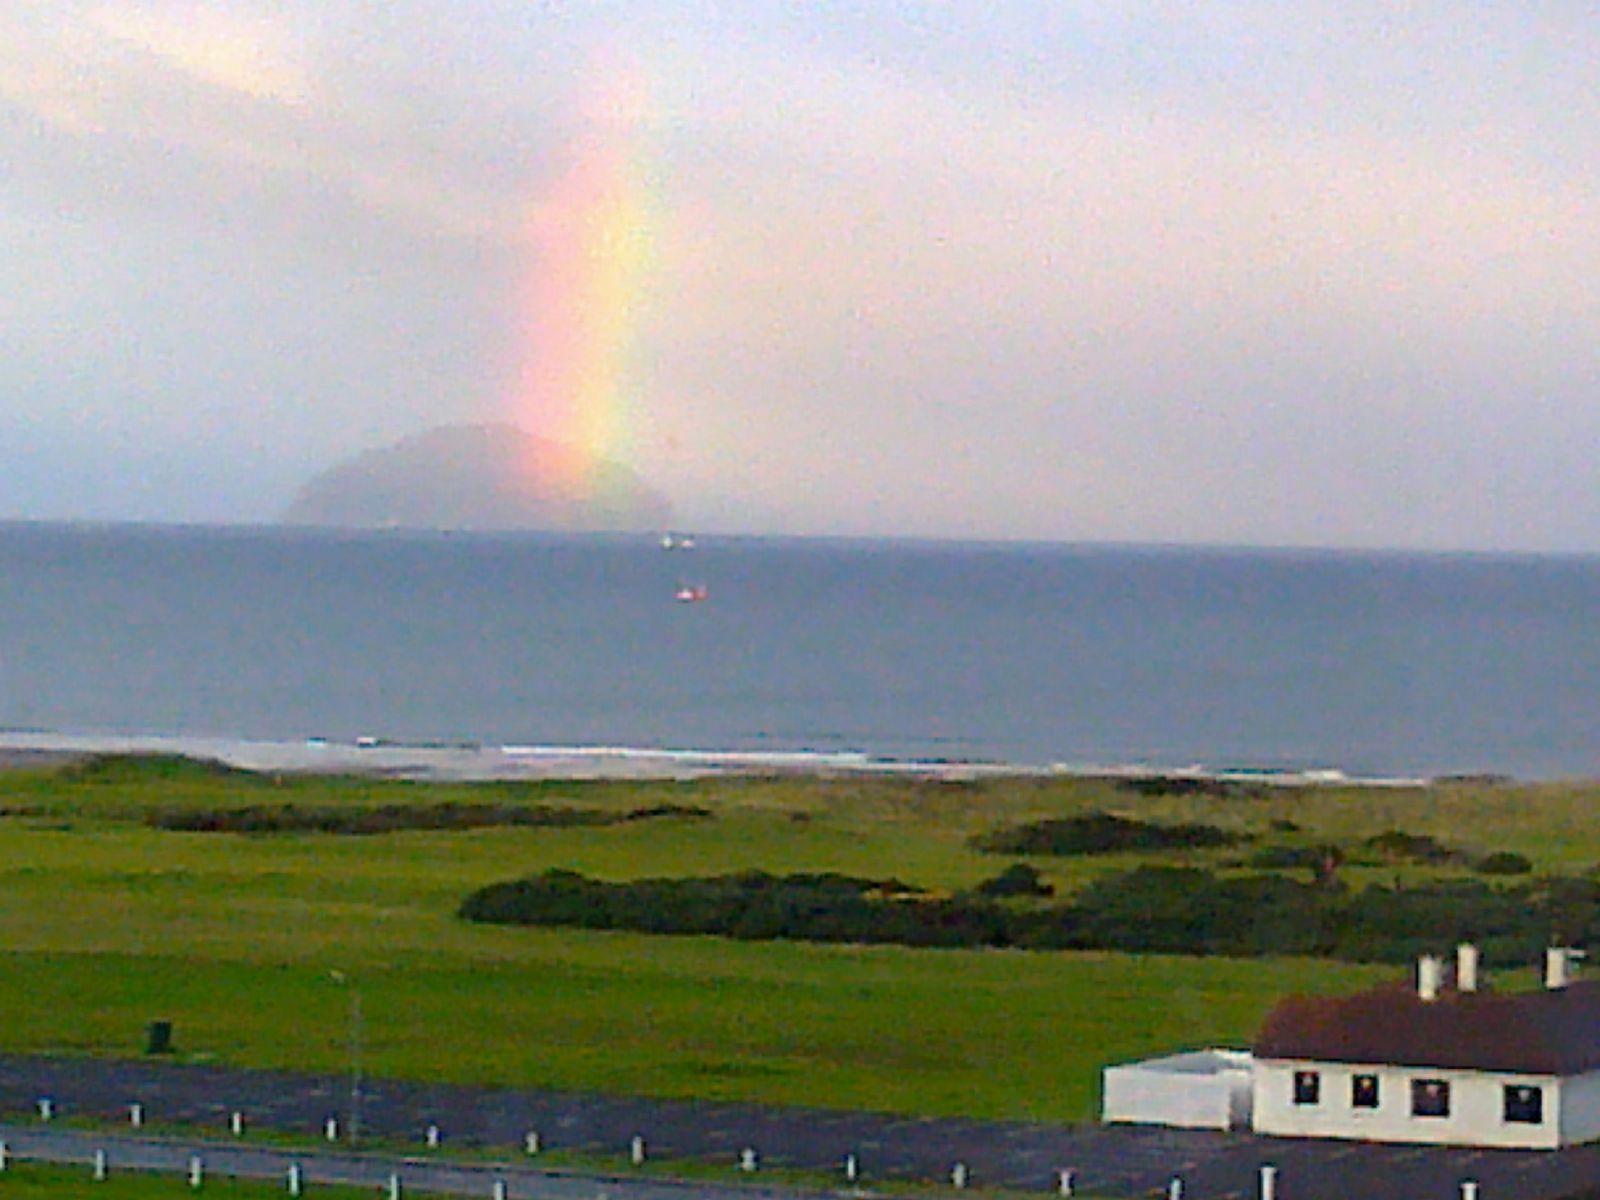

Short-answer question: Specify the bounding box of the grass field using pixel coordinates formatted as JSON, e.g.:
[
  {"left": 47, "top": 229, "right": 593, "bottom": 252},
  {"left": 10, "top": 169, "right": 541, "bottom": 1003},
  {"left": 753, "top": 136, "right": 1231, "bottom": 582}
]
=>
[{"left": 0, "top": 757, "right": 1586, "bottom": 1124}]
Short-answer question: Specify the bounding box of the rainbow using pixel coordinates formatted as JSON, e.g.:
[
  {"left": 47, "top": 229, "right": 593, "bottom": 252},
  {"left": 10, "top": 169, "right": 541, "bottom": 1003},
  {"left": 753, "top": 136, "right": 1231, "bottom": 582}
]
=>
[{"left": 515, "top": 63, "right": 655, "bottom": 493}]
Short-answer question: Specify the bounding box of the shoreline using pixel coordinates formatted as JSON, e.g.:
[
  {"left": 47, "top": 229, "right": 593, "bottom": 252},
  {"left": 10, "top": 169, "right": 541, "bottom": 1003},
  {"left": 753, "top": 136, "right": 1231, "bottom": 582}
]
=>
[{"left": 0, "top": 729, "right": 1433, "bottom": 787}]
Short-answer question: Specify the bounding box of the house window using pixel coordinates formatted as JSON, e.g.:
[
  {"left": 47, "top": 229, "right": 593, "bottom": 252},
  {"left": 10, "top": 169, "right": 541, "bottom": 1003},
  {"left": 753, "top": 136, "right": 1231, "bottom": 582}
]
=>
[
  {"left": 1505, "top": 1084, "right": 1544, "bottom": 1124},
  {"left": 1352, "top": 1074, "right": 1380, "bottom": 1109},
  {"left": 1293, "top": 1070, "right": 1321, "bottom": 1105},
  {"left": 1411, "top": 1078, "right": 1451, "bottom": 1118}
]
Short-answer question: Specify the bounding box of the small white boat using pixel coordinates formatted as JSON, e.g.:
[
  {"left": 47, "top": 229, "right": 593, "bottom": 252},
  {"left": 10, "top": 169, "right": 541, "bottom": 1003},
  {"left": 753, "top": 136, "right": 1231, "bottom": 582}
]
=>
[
  {"left": 660, "top": 533, "right": 697, "bottom": 551},
  {"left": 674, "top": 583, "right": 709, "bottom": 603}
]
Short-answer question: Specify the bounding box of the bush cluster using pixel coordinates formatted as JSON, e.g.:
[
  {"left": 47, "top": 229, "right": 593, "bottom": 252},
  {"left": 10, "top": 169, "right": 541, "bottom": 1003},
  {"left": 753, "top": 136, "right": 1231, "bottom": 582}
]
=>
[
  {"left": 148, "top": 802, "right": 709, "bottom": 835},
  {"left": 459, "top": 870, "right": 1014, "bottom": 948},
  {"left": 1365, "top": 829, "right": 1462, "bottom": 865},
  {"left": 459, "top": 866, "right": 1600, "bottom": 964},
  {"left": 1476, "top": 851, "right": 1534, "bottom": 876},
  {"left": 974, "top": 863, "right": 1054, "bottom": 898},
  {"left": 970, "top": 811, "right": 1241, "bottom": 856},
  {"left": 1253, "top": 837, "right": 1527, "bottom": 878},
  {"left": 1114, "top": 776, "right": 1259, "bottom": 799}
]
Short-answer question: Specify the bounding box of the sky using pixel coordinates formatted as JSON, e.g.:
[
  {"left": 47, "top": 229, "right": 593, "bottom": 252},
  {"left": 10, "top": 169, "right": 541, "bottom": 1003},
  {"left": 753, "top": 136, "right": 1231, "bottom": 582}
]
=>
[{"left": 2, "top": 2, "right": 1598, "bottom": 551}]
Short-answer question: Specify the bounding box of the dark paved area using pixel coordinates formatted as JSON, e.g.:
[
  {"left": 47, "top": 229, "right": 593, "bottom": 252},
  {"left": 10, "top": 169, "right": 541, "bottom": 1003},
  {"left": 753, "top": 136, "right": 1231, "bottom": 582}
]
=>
[{"left": 2, "top": 1054, "right": 1598, "bottom": 1198}]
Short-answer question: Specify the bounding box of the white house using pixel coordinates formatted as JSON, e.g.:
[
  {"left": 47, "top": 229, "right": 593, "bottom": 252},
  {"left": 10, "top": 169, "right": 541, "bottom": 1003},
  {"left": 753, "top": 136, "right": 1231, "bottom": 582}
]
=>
[
  {"left": 1252, "top": 946, "right": 1600, "bottom": 1149},
  {"left": 1102, "top": 1048, "right": 1253, "bottom": 1130}
]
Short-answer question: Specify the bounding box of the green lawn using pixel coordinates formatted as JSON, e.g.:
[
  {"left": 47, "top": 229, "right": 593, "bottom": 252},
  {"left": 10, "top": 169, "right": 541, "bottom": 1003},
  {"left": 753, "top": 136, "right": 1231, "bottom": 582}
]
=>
[{"left": 0, "top": 758, "right": 1582, "bottom": 1123}]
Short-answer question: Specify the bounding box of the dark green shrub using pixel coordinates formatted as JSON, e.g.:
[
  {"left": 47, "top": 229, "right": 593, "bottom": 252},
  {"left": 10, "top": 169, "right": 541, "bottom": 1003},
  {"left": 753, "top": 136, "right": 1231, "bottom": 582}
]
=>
[
  {"left": 1115, "top": 777, "right": 1257, "bottom": 799},
  {"left": 146, "top": 801, "right": 703, "bottom": 835},
  {"left": 971, "top": 811, "right": 1242, "bottom": 856},
  {"left": 975, "top": 863, "right": 1054, "bottom": 898},
  {"left": 458, "top": 864, "right": 1597, "bottom": 966},
  {"left": 1365, "top": 829, "right": 1461, "bottom": 865},
  {"left": 1248, "top": 845, "right": 1327, "bottom": 870},
  {"left": 1475, "top": 852, "right": 1532, "bottom": 876},
  {"left": 622, "top": 803, "right": 713, "bottom": 821}
]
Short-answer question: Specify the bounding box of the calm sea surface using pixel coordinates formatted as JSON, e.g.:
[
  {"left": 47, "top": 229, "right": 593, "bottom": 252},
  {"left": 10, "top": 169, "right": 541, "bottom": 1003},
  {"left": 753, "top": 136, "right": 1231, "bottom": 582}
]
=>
[{"left": 1, "top": 521, "right": 1598, "bottom": 779}]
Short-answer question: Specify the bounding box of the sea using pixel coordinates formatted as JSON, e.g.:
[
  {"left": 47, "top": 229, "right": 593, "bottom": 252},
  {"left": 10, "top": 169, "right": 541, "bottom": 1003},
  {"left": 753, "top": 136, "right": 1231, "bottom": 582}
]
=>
[{"left": 1, "top": 520, "right": 1598, "bottom": 781}]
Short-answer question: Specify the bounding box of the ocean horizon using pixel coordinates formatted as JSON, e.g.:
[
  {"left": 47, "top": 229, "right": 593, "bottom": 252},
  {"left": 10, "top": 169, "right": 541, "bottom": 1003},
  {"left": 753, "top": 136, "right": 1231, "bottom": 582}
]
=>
[{"left": 2, "top": 519, "right": 1598, "bottom": 780}]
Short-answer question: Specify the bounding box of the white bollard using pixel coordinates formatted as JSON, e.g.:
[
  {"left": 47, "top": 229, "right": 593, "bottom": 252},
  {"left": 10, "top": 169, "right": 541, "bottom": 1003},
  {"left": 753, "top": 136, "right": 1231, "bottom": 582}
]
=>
[
  {"left": 188, "top": 1155, "right": 204, "bottom": 1189},
  {"left": 951, "top": 1163, "right": 968, "bottom": 1189},
  {"left": 426, "top": 1124, "right": 440, "bottom": 1149},
  {"left": 1461, "top": 1183, "right": 1479, "bottom": 1200},
  {"left": 94, "top": 1149, "right": 108, "bottom": 1181},
  {"left": 1058, "top": 1168, "right": 1075, "bottom": 1196},
  {"left": 287, "top": 1163, "right": 303, "bottom": 1196},
  {"left": 844, "top": 1153, "right": 858, "bottom": 1182},
  {"left": 1169, "top": 1177, "right": 1183, "bottom": 1200},
  {"left": 37, "top": 1098, "right": 52, "bottom": 1121},
  {"left": 388, "top": 1171, "right": 402, "bottom": 1200},
  {"left": 739, "top": 1148, "right": 758, "bottom": 1173},
  {"left": 524, "top": 1131, "right": 541, "bottom": 1156},
  {"left": 493, "top": 1181, "right": 508, "bottom": 1200},
  {"left": 324, "top": 1117, "right": 339, "bottom": 1142},
  {"left": 1260, "top": 1164, "right": 1277, "bottom": 1200},
  {"left": 231, "top": 1112, "right": 245, "bottom": 1137},
  {"left": 130, "top": 1104, "right": 144, "bottom": 1128},
  {"left": 630, "top": 1135, "right": 646, "bottom": 1166}
]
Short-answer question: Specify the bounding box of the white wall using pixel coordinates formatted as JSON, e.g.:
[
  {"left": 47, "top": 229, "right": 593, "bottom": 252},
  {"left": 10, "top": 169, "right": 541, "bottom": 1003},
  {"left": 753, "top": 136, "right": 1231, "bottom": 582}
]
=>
[
  {"left": 1103, "top": 1062, "right": 1248, "bottom": 1130},
  {"left": 1252, "top": 1058, "right": 1561, "bottom": 1149},
  {"left": 1558, "top": 1070, "right": 1600, "bottom": 1145}
]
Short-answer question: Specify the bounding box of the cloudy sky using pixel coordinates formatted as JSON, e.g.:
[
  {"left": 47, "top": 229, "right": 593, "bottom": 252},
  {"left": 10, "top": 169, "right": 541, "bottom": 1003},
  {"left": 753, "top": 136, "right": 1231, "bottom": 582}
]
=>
[{"left": 2, "top": 2, "right": 1597, "bottom": 551}]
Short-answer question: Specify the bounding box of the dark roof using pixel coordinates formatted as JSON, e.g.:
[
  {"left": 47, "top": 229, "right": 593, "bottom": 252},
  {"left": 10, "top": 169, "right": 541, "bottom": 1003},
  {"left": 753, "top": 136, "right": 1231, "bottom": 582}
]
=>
[{"left": 1255, "top": 980, "right": 1600, "bottom": 1075}]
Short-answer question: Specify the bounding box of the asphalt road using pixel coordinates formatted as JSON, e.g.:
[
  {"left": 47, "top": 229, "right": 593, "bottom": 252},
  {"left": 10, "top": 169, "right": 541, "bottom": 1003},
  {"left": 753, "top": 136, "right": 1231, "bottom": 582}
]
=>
[{"left": 3, "top": 1055, "right": 1599, "bottom": 1198}]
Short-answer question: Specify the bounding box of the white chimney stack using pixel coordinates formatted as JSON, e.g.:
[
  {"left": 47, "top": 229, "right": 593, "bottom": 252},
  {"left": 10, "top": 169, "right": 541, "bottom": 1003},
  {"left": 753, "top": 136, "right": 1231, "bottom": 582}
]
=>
[
  {"left": 1546, "top": 947, "right": 1587, "bottom": 990},
  {"left": 1418, "top": 954, "right": 1443, "bottom": 1002},
  {"left": 1456, "top": 943, "right": 1480, "bottom": 993}
]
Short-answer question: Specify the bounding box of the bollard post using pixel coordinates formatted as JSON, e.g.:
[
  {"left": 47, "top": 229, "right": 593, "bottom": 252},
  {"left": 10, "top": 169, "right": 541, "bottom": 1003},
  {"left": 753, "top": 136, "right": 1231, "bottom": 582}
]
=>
[
  {"left": 844, "top": 1153, "right": 858, "bottom": 1183},
  {"left": 324, "top": 1117, "right": 339, "bottom": 1142},
  {"left": 739, "top": 1148, "right": 758, "bottom": 1173},
  {"left": 231, "top": 1112, "right": 245, "bottom": 1137},
  {"left": 951, "top": 1163, "right": 968, "bottom": 1189},
  {"left": 1169, "top": 1177, "right": 1183, "bottom": 1200},
  {"left": 130, "top": 1104, "right": 144, "bottom": 1128},
  {"left": 426, "top": 1124, "right": 440, "bottom": 1149},
  {"left": 1260, "top": 1164, "right": 1277, "bottom": 1200},
  {"left": 94, "top": 1149, "right": 108, "bottom": 1181},
  {"left": 524, "top": 1131, "right": 541, "bottom": 1156},
  {"left": 630, "top": 1135, "right": 646, "bottom": 1166},
  {"left": 1058, "top": 1168, "right": 1075, "bottom": 1196},
  {"left": 387, "top": 1171, "right": 402, "bottom": 1200},
  {"left": 1461, "top": 1183, "right": 1480, "bottom": 1200},
  {"left": 188, "top": 1155, "right": 204, "bottom": 1190},
  {"left": 287, "top": 1163, "right": 302, "bottom": 1197},
  {"left": 37, "top": 1098, "right": 52, "bottom": 1121},
  {"left": 493, "top": 1180, "right": 507, "bottom": 1200}
]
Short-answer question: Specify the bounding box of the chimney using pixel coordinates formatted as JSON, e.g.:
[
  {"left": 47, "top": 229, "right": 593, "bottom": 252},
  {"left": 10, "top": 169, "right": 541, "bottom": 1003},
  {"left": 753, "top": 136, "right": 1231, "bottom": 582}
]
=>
[
  {"left": 1546, "top": 947, "right": 1588, "bottom": 990},
  {"left": 1418, "top": 954, "right": 1443, "bottom": 1002},
  {"left": 1456, "top": 943, "right": 1480, "bottom": 993}
]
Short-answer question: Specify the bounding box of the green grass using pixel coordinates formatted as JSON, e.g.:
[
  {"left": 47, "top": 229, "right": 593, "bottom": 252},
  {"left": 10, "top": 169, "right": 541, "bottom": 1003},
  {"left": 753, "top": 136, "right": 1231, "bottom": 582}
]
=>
[{"left": 0, "top": 758, "right": 1587, "bottom": 1124}]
